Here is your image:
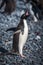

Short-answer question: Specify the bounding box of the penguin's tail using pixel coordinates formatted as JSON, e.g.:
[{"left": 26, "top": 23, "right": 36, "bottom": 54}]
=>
[
  {"left": 0, "top": 47, "right": 8, "bottom": 53},
  {"left": 0, "top": 47, "right": 16, "bottom": 55}
]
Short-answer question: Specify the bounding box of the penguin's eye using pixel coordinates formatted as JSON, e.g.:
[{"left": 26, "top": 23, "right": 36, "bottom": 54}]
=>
[{"left": 24, "top": 14, "right": 25, "bottom": 16}]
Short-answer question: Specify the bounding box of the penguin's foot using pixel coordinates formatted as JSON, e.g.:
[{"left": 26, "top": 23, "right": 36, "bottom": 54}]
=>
[{"left": 20, "top": 54, "right": 25, "bottom": 58}]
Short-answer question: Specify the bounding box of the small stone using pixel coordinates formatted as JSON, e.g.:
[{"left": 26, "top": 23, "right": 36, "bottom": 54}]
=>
[{"left": 35, "top": 36, "right": 41, "bottom": 40}]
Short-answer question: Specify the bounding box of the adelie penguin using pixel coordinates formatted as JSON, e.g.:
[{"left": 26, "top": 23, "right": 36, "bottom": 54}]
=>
[
  {"left": 0, "top": 0, "right": 16, "bottom": 15},
  {"left": 24, "top": 0, "right": 43, "bottom": 21},
  {"left": 6, "top": 10, "right": 29, "bottom": 57}
]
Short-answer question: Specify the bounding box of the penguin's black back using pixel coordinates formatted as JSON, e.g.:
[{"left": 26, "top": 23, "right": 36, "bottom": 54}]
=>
[{"left": 13, "top": 32, "right": 20, "bottom": 52}]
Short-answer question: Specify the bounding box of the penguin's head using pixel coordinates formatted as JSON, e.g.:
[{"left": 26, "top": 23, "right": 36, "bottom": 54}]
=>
[{"left": 21, "top": 10, "right": 29, "bottom": 19}]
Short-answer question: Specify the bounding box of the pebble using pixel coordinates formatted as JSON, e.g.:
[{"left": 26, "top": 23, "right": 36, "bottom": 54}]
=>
[{"left": 35, "top": 36, "right": 41, "bottom": 40}]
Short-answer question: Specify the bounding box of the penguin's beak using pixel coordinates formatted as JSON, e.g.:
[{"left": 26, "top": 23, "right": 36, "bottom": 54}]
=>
[{"left": 25, "top": 11, "right": 29, "bottom": 16}]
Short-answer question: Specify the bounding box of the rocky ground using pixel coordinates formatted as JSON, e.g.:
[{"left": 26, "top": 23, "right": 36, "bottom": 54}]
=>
[{"left": 0, "top": 0, "right": 43, "bottom": 65}]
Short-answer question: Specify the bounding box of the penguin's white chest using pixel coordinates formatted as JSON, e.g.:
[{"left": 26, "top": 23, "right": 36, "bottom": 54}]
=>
[
  {"left": 19, "top": 28, "right": 28, "bottom": 44},
  {"left": 19, "top": 19, "right": 28, "bottom": 55},
  {"left": 19, "top": 19, "right": 28, "bottom": 44}
]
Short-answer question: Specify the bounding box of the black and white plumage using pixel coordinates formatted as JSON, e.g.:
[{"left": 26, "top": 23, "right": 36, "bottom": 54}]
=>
[
  {"left": 6, "top": 11, "right": 29, "bottom": 57},
  {"left": 29, "top": 2, "right": 39, "bottom": 22},
  {"left": 24, "top": 0, "right": 42, "bottom": 21}
]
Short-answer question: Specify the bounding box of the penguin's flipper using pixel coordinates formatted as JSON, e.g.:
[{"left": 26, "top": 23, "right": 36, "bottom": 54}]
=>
[
  {"left": 0, "top": 47, "right": 8, "bottom": 53},
  {"left": 6, "top": 27, "right": 17, "bottom": 32}
]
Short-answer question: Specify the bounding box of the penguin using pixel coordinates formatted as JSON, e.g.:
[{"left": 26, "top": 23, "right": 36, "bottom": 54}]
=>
[
  {"left": 30, "top": 2, "right": 41, "bottom": 21},
  {"left": 0, "top": 0, "right": 16, "bottom": 14},
  {"left": 6, "top": 10, "right": 29, "bottom": 57},
  {"left": 24, "top": 0, "right": 42, "bottom": 21}
]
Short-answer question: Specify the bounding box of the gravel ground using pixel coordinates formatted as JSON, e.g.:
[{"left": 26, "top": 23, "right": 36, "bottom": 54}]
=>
[{"left": 0, "top": 0, "right": 43, "bottom": 65}]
